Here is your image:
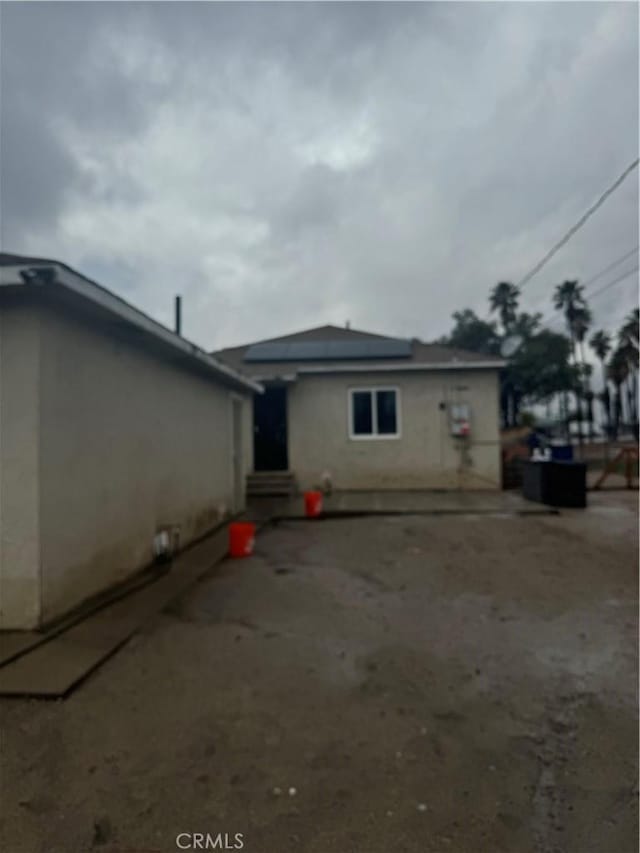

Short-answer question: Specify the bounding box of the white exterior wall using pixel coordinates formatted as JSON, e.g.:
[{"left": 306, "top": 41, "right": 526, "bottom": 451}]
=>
[
  {"left": 0, "top": 300, "right": 252, "bottom": 629},
  {"left": 288, "top": 370, "right": 501, "bottom": 491},
  {"left": 0, "top": 304, "right": 42, "bottom": 628}
]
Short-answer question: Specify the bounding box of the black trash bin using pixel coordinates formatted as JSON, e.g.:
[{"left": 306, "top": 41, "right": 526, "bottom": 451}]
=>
[{"left": 522, "top": 460, "right": 587, "bottom": 508}]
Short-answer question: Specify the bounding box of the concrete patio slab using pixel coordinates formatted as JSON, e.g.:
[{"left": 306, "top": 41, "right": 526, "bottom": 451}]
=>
[
  {"left": 0, "top": 526, "right": 229, "bottom": 697},
  {"left": 248, "top": 489, "right": 550, "bottom": 522},
  {"left": 0, "top": 632, "right": 43, "bottom": 667},
  {"left": 0, "top": 566, "right": 163, "bottom": 668}
]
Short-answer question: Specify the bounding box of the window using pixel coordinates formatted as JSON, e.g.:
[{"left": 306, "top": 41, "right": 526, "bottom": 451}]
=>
[{"left": 349, "top": 388, "right": 400, "bottom": 439}]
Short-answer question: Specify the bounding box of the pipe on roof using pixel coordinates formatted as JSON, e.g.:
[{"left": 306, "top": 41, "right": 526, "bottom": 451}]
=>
[{"left": 0, "top": 262, "right": 262, "bottom": 394}]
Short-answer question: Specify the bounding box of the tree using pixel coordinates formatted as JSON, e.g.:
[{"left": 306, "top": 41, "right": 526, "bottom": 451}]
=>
[
  {"left": 616, "top": 340, "right": 639, "bottom": 425},
  {"left": 489, "top": 282, "right": 520, "bottom": 334},
  {"left": 608, "top": 348, "right": 630, "bottom": 439},
  {"left": 500, "top": 313, "right": 554, "bottom": 427},
  {"left": 620, "top": 308, "right": 639, "bottom": 347},
  {"left": 572, "top": 306, "right": 592, "bottom": 364},
  {"left": 572, "top": 305, "right": 592, "bottom": 438},
  {"left": 440, "top": 300, "right": 577, "bottom": 429},
  {"left": 488, "top": 283, "right": 534, "bottom": 427},
  {"left": 509, "top": 329, "right": 578, "bottom": 405},
  {"left": 554, "top": 280, "right": 588, "bottom": 441},
  {"left": 553, "top": 280, "right": 586, "bottom": 336},
  {"left": 438, "top": 309, "right": 500, "bottom": 355},
  {"left": 512, "top": 311, "right": 542, "bottom": 339},
  {"left": 590, "top": 329, "right": 612, "bottom": 434},
  {"left": 579, "top": 364, "right": 594, "bottom": 438},
  {"left": 618, "top": 309, "right": 639, "bottom": 426},
  {"left": 584, "top": 389, "right": 595, "bottom": 439}
]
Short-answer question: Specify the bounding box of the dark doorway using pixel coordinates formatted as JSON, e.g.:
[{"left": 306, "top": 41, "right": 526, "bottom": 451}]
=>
[{"left": 253, "top": 386, "right": 288, "bottom": 471}]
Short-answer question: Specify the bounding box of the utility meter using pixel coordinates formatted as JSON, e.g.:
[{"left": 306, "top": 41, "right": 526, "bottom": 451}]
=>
[{"left": 450, "top": 403, "right": 471, "bottom": 437}]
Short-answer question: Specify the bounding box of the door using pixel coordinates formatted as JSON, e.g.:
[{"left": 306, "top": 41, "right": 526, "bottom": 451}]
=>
[
  {"left": 231, "top": 398, "right": 244, "bottom": 511},
  {"left": 253, "top": 386, "right": 288, "bottom": 471}
]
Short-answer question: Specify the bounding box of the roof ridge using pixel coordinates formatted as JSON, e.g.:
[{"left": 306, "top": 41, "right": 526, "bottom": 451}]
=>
[{"left": 213, "top": 323, "right": 397, "bottom": 355}]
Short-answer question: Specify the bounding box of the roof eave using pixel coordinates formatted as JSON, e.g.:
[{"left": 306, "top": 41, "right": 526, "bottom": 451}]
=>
[
  {"left": 0, "top": 264, "right": 263, "bottom": 395},
  {"left": 296, "top": 360, "right": 506, "bottom": 374}
]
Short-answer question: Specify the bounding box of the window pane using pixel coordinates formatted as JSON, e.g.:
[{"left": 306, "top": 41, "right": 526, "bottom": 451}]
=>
[
  {"left": 376, "top": 390, "right": 397, "bottom": 434},
  {"left": 352, "top": 391, "right": 373, "bottom": 434}
]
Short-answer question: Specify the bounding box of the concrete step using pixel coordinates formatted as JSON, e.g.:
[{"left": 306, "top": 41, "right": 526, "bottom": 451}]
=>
[
  {"left": 248, "top": 471, "right": 296, "bottom": 480},
  {"left": 248, "top": 487, "right": 295, "bottom": 497},
  {"left": 247, "top": 471, "right": 298, "bottom": 496},
  {"left": 247, "top": 480, "right": 297, "bottom": 489}
]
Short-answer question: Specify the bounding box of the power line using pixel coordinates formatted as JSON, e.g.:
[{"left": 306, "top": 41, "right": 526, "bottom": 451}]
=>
[
  {"left": 516, "top": 157, "right": 639, "bottom": 290},
  {"left": 580, "top": 245, "right": 639, "bottom": 289},
  {"left": 586, "top": 264, "right": 639, "bottom": 302}
]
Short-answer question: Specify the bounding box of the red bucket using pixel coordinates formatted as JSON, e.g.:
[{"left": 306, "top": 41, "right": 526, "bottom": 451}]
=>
[
  {"left": 304, "top": 491, "right": 323, "bottom": 518},
  {"left": 229, "top": 522, "right": 256, "bottom": 558}
]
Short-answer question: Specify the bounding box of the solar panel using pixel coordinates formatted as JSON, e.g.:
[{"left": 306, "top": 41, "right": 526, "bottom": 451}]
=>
[
  {"left": 365, "top": 340, "right": 412, "bottom": 358},
  {"left": 244, "top": 339, "right": 412, "bottom": 362},
  {"left": 244, "top": 343, "right": 289, "bottom": 361},
  {"left": 326, "top": 341, "right": 369, "bottom": 359},
  {"left": 288, "top": 341, "right": 327, "bottom": 359}
]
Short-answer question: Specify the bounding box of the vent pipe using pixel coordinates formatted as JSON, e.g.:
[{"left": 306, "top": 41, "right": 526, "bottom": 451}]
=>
[{"left": 175, "top": 295, "right": 182, "bottom": 336}]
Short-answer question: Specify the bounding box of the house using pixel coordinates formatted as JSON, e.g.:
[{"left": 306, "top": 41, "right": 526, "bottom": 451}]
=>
[
  {"left": 214, "top": 324, "right": 504, "bottom": 495},
  {"left": 0, "top": 254, "right": 261, "bottom": 630}
]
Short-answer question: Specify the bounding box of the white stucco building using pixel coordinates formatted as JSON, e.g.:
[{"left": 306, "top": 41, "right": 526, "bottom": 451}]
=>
[
  {"left": 0, "top": 254, "right": 260, "bottom": 630},
  {"left": 215, "top": 325, "right": 504, "bottom": 494}
]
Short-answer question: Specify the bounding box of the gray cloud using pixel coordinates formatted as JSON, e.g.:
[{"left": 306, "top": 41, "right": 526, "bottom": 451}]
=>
[{"left": 1, "top": 1, "right": 637, "bottom": 350}]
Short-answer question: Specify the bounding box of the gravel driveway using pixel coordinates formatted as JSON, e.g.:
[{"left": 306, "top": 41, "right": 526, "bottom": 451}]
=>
[{"left": 1, "top": 493, "right": 637, "bottom": 853}]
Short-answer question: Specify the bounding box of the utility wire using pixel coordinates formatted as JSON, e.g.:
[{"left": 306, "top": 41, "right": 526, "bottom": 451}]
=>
[
  {"left": 584, "top": 264, "right": 639, "bottom": 302},
  {"left": 579, "top": 245, "right": 639, "bottom": 289},
  {"left": 515, "top": 158, "right": 639, "bottom": 290}
]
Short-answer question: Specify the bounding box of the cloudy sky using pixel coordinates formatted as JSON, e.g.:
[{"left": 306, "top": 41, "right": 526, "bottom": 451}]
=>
[{"left": 1, "top": 1, "right": 638, "bottom": 351}]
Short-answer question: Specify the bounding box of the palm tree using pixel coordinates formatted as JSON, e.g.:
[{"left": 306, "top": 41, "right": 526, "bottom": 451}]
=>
[
  {"left": 573, "top": 305, "right": 592, "bottom": 438},
  {"left": 620, "top": 308, "right": 639, "bottom": 347},
  {"left": 618, "top": 309, "right": 639, "bottom": 426},
  {"left": 554, "top": 280, "right": 586, "bottom": 353},
  {"left": 584, "top": 388, "right": 595, "bottom": 439},
  {"left": 617, "top": 340, "right": 639, "bottom": 426},
  {"left": 554, "top": 280, "right": 587, "bottom": 441},
  {"left": 608, "top": 348, "right": 630, "bottom": 440},
  {"left": 489, "top": 282, "right": 520, "bottom": 428},
  {"left": 578, "top": 362, "right": 594, "bottom": 438},
  {"left": 572, "top": 306, "right": 592, "bottom": 362},
  {"left": 489, "top": 282, "right": 520, "bottom": 334},
  {"left": 590, "top": 329, "right": 612, "bottom": 434}
]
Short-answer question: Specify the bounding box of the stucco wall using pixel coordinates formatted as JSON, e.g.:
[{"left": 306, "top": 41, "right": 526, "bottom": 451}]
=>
[
  {"left": 0, "top": 299, "right": 252, "bottom": 628},
  {"left": 0, "top": 303, "right": 41, "bottom": 629},
  {"left": 287, "top": 370, "right": 501, "bottom": 491}
]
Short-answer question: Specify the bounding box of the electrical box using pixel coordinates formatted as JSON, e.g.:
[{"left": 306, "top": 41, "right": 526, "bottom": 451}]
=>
[{"left": 450, "top": 403, "right": 471, "bottom": 437}]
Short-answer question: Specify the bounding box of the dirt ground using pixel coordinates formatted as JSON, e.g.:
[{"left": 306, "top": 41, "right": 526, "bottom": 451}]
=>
[{"left": 1, "top": 492, "right": 637, "bottom": 853}]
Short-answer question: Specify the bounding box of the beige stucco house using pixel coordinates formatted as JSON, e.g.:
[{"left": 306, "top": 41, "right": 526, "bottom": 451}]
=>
[
  {"left": 215, "top": 325, "right": 504, "bottom": 494},
  {"left": 0, "top": 254, "right": 260, "bottom": 630}
]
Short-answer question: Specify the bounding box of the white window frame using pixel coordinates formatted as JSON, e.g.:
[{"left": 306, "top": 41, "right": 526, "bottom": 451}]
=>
[{"left": 348, "top": 386, "right": 401, "bottom": 440}]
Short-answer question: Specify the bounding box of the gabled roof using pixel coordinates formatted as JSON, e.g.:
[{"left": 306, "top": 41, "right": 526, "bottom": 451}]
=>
[
  {"left": 0, "top": 253, "right": 262, "bottom": 395},
  {"left": 223, "top": 323, "right": 391, "bottom": 352},
  {"left": 214, "top": 324, "right": 505, "bottom": 377}
]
